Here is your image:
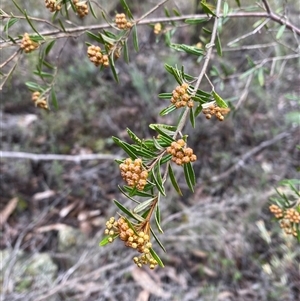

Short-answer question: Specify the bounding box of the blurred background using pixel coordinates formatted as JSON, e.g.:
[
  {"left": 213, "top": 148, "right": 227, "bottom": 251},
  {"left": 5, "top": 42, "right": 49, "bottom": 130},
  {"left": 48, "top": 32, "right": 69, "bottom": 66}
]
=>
[{"left": 1, "top": 0, "right": 299, "bottom": 300}]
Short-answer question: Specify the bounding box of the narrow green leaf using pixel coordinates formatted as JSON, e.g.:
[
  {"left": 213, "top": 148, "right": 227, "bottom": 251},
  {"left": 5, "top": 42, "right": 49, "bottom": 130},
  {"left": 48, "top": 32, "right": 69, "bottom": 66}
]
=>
[
  {"left": 151, "top": 162, "right": 166, "bottom": 196},
  {"left": 235, "top": 0, "right": 241, "bottom": 7},
  {"left": 108, "top": 55, "right": 119, "bottom": 82},
  {"left": 127, "top": 128, "right": 142, "bottom": 144},
  {"left": 24, "top": 10, "right": 43, "bottom": 39},
  {"left": 161, "top": 154, "right": 172, "bottom": 164},
  {"left": 158, "top": 93, "right": 173, "bottom": 99},
  {"left": 150, "top": 248, "right": 164, "bottom": 267},
  {"left": 86, "top": 31, "right": 102, "bottom": 43},
  {"left": 132, "top": 24, "right": 139, "bottom": 52},
  {"left": 88, "top": 1, "right": 97, "bottom": 19},
  {"left": 25, "top": 81, "right": 41, "bottom": 91},
  {"left": 164, "top": 7, "right": 171, "bottom": 18},
  {"left": 4, "top": 18, "right": 19, "bottom": 33},
  {"left": 257, "top": 68, "right": 264, "bottom": 86},
  {"left": 133, "top": 198, "right": 155, "bottom": 213},
  {"left": 155, "top": 205, "right": 163, "bottom": 233},
  {"left": 42, "top": 60, "right": 55, "bottom": 69},
  {"left": 51, "top": 87, "right": 58, "bottom": 110},
  {"left": 212, "top": 91, "right": 228, "bottom": 108},
  {"left": 183, "top": 163, "right": 195, "bottom": 192},
  {"left": 240, "top": 67, "right": 256, "bottom": 79},
  {"left": 170, "top": 43, "right": 204, "bottom": 57},
  {"left": 45, "top": 40, "right": 56, "bottom": 56},
  {"left": 112, "top": 137, "right": 138, "bottom": 159},
  {"left": 12, "top": 0, "right": 24, "bottom": 14},
  {"left": 159, "top": 105, "right": 177, "bottom": 116},
  {"left": 100, "top": 235, "right": 113, "bottom": 246},
  {"left": 152, "top": 126, "right": 174, "bottom": 143},
  {"left": 203, "top": 27, "right": 212, "bottom": 34},
  {"left": 8, "top": 35, "right": 17, "bottom": 44},
  {"left": 201, "top": 1, "right": 216, "bottom": 16},
  {"left": 186, "top": 162, "right": 196, "bottom": 186},
  {"left": 118, "top": 185, "right": 141, "bottom": 204},
  {"left": 195, "top": 89, "right": 211, "bottom": 98},
  {"left": 123, "top": 41, "right": 129, "bottom": 63},
  {"left": 194, "top": 104, "right": 203, "bottom": 117},
  {"left": 33, "top": 71, "right": 53, "bottom": 79},
  {"left": 223, "top": 2, "right": 229, "bottom": 18},
  {"left": 168, "top": 164, "right": 183, "bottom": 196},
  {"left": 216, "top": 32, "right": 223, "bottom": 57},
  {"left": 185, "top": 18, "right": 208, "bottom": 24},
  {"left": 189, "top": 108, "right": 195, "bottom": 128},
  {"left": 276, "top": 25, "right": 286, "bottom": 39},
  {"left": 150, "top": 228, "right": 166, "bottom": 253},
  {"left": 120, "top": 0, "right": 133, "bottom": 19},
  {"left": 113, "top": 199, "right": 137, "bottom": 220}
]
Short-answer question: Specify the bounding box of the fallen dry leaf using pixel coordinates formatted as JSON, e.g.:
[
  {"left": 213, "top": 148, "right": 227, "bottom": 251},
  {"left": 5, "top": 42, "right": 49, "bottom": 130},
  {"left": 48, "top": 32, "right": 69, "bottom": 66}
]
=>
[
  {"left": 218, "top": 291, "right": 234, "bottom": 300},
  {"left": 0, "top": 197, "right": 18, "bottom": 225},
  {"left": 33, "top": 190, "right": 56, "bottom": 201},
  {"left": 131, "top": 267, "right": 171, "bottom": 299},
  {"left": 136, "top": 290, "right": 150, "bottom": 301}
]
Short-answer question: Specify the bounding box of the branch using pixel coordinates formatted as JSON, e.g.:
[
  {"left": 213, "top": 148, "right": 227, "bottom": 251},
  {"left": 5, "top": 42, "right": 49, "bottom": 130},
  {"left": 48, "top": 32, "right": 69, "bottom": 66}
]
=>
[
  {"left": 0, "top": 151, "right": 121, "bottom": 162},
  {"left": 174, "top": 0, "right": 222, "bottom": 137},
  {"left": 209, "top": 131, "right": 290, "bottom": 183},
  {"left": 261, "top": 0, "right": 300, "bottom": 35},
  {"left": 1, "top": 9, "right": 300, "bottom": 48}
]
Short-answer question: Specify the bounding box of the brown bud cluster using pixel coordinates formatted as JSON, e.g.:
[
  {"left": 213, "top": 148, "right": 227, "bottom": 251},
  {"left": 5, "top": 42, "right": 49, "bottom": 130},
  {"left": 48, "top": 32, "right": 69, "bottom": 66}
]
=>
[
  {"left": 115, "top": 13, "right": 132, "bottom": 30},
  {"left": 166, "top": 139, "right": 197, "bottom": 166},
  {"left": 31, "top": 92, "right": 48, "bottom": 110},
  {"left": 269, "top": 204, "right": 283, "bottom": 219},
  {"left": 119, "top": 158, "right": 148, "bottom": 191},
  {"left": 154, "top": 23, "right": 162, "bottom": 35},
  {"left": 45, "top": 0, "right": 62, "bottom": 12},
  {"left": 202, "top": 103, "right": 230, "bottom": 121},
  {"left": 87, "top": 45, "right": 109, "bottom": 67},
  {"left": 270, "top": 205, "right": 300, "bottom": 237},
  {"left": 105, "top": 217, "right": 158, "bottom": 269},
  {"left": 73, "top": 0, "right": 88, "bottom": 18},
  {"left": 170, "top": 83, "right": 193, "bottom": 109},
  {"left": 285, "top": 208, "right": 300, "bottom": 223},
  {"left": 20, "top": 33, "right": 39, "bottom": 53}
]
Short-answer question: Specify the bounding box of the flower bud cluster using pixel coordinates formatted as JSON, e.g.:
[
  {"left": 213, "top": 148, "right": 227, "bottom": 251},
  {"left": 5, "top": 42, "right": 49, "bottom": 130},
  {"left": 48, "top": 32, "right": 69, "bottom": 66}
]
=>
[
  {"left": 269, "top": 204, "right": 283, "bottom": 219},
  {"left": 115, "top": 13, "right": 132, "bottom": 30},
  {"left": 202, "top": 104, "right": 230, "bottom": 121},
  {"left": 73, "top": 0, "right": 89, "bottom": 18},
  {"left": 31, "top": 92, "right": 48, "bottom": 110},
  {"left": 104, "top": 217, "right": 158, "bottom": 269},
  {"left": 20, "top": 33, "right": 39, "bottom": 53},
  {"left": 270, "top": 204, "right": 300, "bottom": 237},
  {"left": 45, "top": 0, "right": 61, "bottom": 12},
  {"left": 154, "top": 23, "right": 162, "bottom": 34},
  {"left": 170, "top": 83, "right": 193, "bottom": 108},
  {"left": 166, "top": 139, "right": 197, "bottom": 166},
  {"left": 119, "top": 158, "right": 148, "bottom": 191},
  {"left": 87, "top": 45, "right": 109, "bottom": 67}
]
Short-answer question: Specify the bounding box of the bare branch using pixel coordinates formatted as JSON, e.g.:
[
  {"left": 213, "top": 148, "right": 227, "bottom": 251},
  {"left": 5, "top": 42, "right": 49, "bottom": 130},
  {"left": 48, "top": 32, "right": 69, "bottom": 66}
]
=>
[
  {"left": 1, "top": 9, "right": 300, "bottom": 49},
  {"left": 0, "top": 151, "right": 121, "bottom": 162},
  {"left": 210, "top": 131, "right": 291, "bottom": 183}
]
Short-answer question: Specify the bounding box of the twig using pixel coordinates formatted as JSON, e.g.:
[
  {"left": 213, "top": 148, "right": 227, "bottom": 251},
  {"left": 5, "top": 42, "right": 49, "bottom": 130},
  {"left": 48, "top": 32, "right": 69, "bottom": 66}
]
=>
[
  {"left": 135, "top": 0, "right": 170, "bottom": 23},
  {"left": 261, "top": 0, "right": 300, "bottom": 35},
  {"left": 209, "top": 131, "right": 290, "bottom": 183},
  {"left": 227, "top": 18, "right": 270, "bottom": 46},
  {"left": 1, "top": 9, "right": 300, "bottom": 48},
  {"left": 174, "top": 0, "right": 222, "bottom": 137},
  {"left": 0, "top": 151, "right": 121, "bottom": 162}
]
